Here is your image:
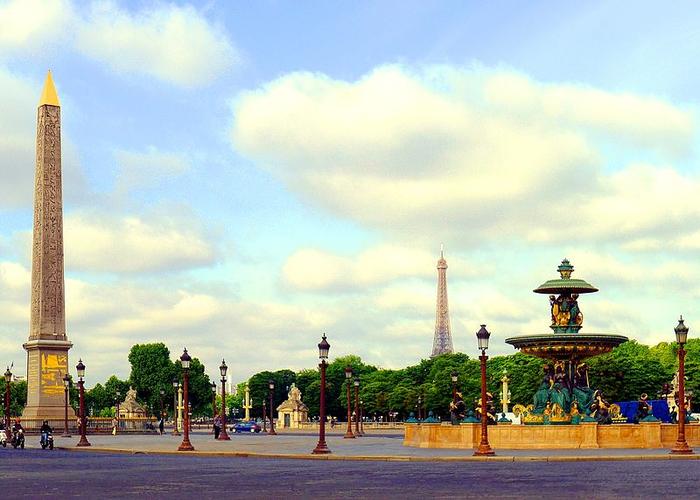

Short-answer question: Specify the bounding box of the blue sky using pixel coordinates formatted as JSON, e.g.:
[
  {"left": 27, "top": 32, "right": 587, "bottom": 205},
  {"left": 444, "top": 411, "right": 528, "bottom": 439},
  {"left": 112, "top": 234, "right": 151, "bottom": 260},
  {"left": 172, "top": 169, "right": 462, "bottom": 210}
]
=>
[{"left": 1, "top": 0, "right": 700, "bottom": 386}]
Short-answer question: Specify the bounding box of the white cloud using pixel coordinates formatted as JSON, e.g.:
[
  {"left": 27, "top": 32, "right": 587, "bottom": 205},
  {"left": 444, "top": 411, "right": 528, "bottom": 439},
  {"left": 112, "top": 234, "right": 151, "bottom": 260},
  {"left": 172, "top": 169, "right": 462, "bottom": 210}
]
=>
[
  {"left": 0, "top": 0, "right": 238, "bottom": 87},
  {"left": 114, "top": 146, "right": 191, "bottom": 194},
  {"left": 75, "top": 1, "right": 239, "bottom": 87},
  {"left": 232, "top": 64, "right": 696, "bottom": 246},
  {"left": 64, "top": 210, "right": 217, "bottom": 273},
  {"left": 283, "top": 244, "right": 481, "bottom": 292},
  {"left": 0, "top": 0, "right": 73, "bottom": 54}
]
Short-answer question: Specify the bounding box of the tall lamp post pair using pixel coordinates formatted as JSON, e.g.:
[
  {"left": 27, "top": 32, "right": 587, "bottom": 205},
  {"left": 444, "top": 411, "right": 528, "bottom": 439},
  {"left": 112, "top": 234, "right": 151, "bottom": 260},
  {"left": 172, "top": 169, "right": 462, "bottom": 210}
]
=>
[{"left": 343, "top": 367, "right": 363, "bottom": 438}]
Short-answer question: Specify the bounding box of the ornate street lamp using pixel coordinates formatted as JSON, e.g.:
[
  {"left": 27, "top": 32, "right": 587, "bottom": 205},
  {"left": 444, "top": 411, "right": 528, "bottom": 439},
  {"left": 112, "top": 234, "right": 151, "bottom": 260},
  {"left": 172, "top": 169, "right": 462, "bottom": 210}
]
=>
[
  {"left": 671, "top": 316, "right": 694, "bottom": 455},
  {"left": 417, "top": 395, "right": 422, "bottom": 421},
  {"left": 268, "top": 379, "right": 277, "bottom": 435},
  {"left": 75, "top": 359, "right": 90, "bottom": 447},
  {"left": 218, "top": 360, "right": 230, "bottom": 440},
  {"left": 344, "top": 367, "right": 355, "bottom": 438},
  {"left": 354, "top": 376, "right": 362, "bottom": 437},
  {"left": 177, "top": 348, "right": 194, "bottom": 451},
  {"left": 451, "top": 371, "right": 459, "bottom": 405},
  {"left": 474, "top": 325, "right": 494, "bottom": 456},
  {"left": 4, "top": 366, "right": 11, "bottom": 431},
  {"left": 262, "top": 399, "right": 267, "bottom": 432},
  {"left": 115, "top": 390, "right": 121, "bottom": 432},
  {"left": 360, "top": 399, "right": 364, "bottom": 434},
  {"left": 172, "top": 379, "right": 180, "bottom": 436},
  {"left": 313, "top": 333, "right": 331, "bottom": 454},
  {"left": 211, "top": 382, "right": 217, "bottom": 421},
  {"left": 159, "top": 388, "right": 165, "bottom": 419},
  {"left": 62, "top": 373, "right": 71, "bottom": 437}
]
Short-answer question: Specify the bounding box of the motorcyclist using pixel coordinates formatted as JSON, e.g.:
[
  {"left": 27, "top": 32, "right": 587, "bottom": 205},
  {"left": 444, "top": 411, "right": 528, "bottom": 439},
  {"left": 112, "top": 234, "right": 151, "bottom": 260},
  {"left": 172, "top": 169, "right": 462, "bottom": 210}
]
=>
[
  {"left": 40, "top": 420, "right": 53, "bottom": 434},
  {"left": 12, "top": 418, "right": 23, "bottom": 434}
]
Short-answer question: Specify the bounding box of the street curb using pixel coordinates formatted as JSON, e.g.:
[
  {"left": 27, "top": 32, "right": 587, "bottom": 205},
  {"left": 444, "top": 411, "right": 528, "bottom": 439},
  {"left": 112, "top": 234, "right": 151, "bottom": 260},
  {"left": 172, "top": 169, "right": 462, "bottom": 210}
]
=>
[{"left": 56, "top": 447, "right": 700, "bottom": 462}]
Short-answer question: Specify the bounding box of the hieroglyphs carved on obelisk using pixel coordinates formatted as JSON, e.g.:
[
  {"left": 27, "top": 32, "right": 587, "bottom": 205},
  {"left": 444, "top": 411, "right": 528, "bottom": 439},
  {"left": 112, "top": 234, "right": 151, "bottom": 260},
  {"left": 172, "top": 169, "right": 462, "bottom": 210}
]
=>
[{"left": 22, "top": 71, "right": 75, "bottom": 419}]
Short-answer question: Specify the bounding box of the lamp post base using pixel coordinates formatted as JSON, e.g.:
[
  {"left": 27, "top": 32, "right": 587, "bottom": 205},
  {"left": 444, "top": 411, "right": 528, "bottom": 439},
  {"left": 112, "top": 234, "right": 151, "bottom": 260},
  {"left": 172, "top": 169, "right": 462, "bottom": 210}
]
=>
[
  {"left": 343, "top": 431, "right": 355, "bottom": 439},
  {"left": 473, "top": 443, "right": 495, "bottom": 456},
  {"left": 178, "top": 440, "right": 195, "bottom": 451},
  {"left": 670, "top": 441, "right": 694, "bottom": 455},
  {"left": 76, "top": 437, "right": 91, "bottom": 447},
  {"left": 217, "top": 431, "right": 231, "bottom": 441},
  {"left": 312, "top": 441, "right": 331, "bottom": 454}
]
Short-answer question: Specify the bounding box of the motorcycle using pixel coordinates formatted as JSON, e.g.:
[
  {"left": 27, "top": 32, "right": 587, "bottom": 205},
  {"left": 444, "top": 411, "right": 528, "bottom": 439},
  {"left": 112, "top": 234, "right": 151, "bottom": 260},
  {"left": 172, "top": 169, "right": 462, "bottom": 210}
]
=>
[
  {"left": 11, "top": 428, "right": 25, "bottom": 449},
  {"left": 0, "top": 428, "right": 6, "bottom": 447},
  {"left": 40, "top": 430, "right": 54, "bottom": 450}
]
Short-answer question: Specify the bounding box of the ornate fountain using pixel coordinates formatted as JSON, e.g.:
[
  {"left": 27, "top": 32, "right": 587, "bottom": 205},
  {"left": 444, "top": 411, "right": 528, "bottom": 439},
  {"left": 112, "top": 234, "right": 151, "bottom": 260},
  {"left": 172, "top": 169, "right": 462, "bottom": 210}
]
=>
[{"left": 505, "top": 259, "right": 628, "bottom": 424}]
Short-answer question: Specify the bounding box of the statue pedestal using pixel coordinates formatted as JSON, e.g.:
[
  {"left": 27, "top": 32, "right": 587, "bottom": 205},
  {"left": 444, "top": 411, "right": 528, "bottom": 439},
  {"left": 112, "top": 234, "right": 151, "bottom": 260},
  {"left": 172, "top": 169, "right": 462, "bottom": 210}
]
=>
[{"left": 579, "top": 422, "right": 599, "bottom": 448}]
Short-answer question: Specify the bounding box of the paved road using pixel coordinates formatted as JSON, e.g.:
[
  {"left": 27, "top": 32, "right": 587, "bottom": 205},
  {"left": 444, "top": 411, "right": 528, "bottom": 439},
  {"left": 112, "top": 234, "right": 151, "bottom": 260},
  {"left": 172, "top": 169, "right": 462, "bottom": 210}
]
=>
[{"left": 1, "top": 449, "right": 699, "bottom": 499}]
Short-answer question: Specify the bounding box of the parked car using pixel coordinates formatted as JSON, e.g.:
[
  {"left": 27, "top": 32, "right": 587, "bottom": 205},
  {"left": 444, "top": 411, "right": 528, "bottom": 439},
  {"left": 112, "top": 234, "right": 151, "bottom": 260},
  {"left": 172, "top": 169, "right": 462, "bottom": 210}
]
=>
[{"left": 232, "top": 420, "right": 261, "bottom": 433}]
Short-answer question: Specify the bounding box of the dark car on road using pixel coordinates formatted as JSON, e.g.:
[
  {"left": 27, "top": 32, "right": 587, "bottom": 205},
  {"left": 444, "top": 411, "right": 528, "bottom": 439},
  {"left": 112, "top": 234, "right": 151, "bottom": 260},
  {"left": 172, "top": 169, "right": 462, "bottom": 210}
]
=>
[{"left": 232, "top": 421, "right": 261, "bottom": 433}]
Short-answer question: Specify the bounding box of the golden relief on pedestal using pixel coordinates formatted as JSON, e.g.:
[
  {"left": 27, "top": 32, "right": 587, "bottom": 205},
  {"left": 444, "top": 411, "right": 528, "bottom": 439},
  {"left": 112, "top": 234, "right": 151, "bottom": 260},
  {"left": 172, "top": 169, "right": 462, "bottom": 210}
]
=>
[{"left": 40, "top": 353, "right": 67, "bottom": 396}]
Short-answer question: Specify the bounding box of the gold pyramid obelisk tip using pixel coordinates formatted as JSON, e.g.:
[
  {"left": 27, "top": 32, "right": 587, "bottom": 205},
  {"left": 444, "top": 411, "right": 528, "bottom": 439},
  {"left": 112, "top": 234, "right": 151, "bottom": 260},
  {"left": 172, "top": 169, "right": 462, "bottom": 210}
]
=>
[{"left": 38, "top": 70, "right": 60, "bottom": 107}]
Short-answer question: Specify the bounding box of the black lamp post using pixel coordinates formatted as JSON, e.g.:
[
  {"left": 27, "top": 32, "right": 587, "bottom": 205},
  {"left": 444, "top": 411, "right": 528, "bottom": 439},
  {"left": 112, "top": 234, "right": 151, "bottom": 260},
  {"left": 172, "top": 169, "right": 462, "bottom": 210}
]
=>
[
  {"left": 177, "top": 348, "right": 194, "bottom": 451},
  {"left": 474, "top": 325, "right": 494, "bottom": 456},
  {"left": 159, "top": 388, "right": 165, "bottom": 419},
  {"left": 4, "top": 366, "right": 11, "bottom": 431},
  {"left": 115, "top": 390, "right": 121, "bottom": 431},
  {"left": 172, "top": 379, "right": 180, "bottom": 436},
  {"left": 451, "top": 371, "right": 459, "bottom": 405},
  {"left": 344, "top": 367, "right": 355, "bottom": 438},
  {"left": 262, "top": 400, "right": 267, "bottom": 432},
  {"left": 671, "top": 316, "right": 694, "bottom": 455},
  {"left": 218, "top": 360, "right": 230, "bottom": 440},
  {"left": 211, "top": 382, "right": 217, "bottom": 420},
  {"left": 268, "top": 379, "right": 277, "bottom": 435},
  {"left": 360, "top": 399, "right": 364, "bottom": 434},
  {"left": 62, "top": 373, "right": 71, "bottom": 437},
  {"left": 76, "top": 359, "right": 90, "bottom": 447},
  {"left": 417, "top": 396, "right": 422, "bottom": 421},
  {"left": 313, "top": 334, "right": 331, "bottom": 454},
  {"left": 354, "top": 376, "right": 362, "bottom": 437}
]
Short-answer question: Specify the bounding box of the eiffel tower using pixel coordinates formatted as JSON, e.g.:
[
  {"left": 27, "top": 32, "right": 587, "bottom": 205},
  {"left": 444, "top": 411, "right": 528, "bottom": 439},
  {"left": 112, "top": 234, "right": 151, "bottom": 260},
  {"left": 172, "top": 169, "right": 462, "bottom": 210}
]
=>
[{"left": 431, "top": 245, "right": 454, "bottom": 357}]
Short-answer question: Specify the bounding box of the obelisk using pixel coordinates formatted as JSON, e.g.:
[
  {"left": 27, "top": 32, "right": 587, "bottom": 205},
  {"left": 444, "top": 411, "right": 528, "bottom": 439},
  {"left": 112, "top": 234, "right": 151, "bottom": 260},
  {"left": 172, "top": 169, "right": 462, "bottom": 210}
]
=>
[{"left": 22, "top": 71, "right": 74, "bottom": 420}]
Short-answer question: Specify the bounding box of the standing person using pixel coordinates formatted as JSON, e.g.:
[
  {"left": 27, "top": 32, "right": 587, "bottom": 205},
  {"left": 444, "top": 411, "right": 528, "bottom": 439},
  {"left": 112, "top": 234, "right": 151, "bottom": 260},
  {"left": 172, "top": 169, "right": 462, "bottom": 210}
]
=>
[
  {"left": 111, "top": 417, "right": 118, "bottom": 436},
  {"left": 158, "top": 416, "right": 165, "bottom": 435},
  {"left": 213, "top": 414, "right": 221, "bottom": 439}
]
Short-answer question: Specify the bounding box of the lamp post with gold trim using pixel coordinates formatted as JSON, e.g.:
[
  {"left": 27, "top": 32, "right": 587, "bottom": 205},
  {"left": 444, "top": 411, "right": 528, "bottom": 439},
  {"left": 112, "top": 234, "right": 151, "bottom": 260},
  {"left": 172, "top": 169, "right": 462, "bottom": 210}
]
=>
[
  {"left": 474, "top": 325, "right": 495, "bottom": 456},
  {"left": 76, "top": 359, "right": 90, "bottom": 447},
  {"left": 671, "top": 316, "right": 694, "bottom": 455},
  {"left": 312, "top": 334, "right": 331, "bottom": 454},
  {"left": 177, "top": 348, "right": 194, "bottom": 451}
]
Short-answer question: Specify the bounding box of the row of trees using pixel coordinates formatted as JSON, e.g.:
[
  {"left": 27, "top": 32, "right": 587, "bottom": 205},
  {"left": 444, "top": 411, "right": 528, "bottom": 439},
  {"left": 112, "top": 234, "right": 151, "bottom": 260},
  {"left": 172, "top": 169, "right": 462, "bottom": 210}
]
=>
[
  {"left": 244, "top": 339, "right": 698, "bottom": 421},
  {"left": 84, "top": 343, "right": 214, "bottom": 417},
  {"left": 3, "top": 339, "right": 696, "bottom": 421}
]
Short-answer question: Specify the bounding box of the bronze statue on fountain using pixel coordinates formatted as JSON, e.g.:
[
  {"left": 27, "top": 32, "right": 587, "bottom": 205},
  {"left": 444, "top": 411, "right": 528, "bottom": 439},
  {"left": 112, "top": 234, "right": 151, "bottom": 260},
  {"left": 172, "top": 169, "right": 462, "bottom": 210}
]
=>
[{"left": 506, "top": 259, "right": 628, "bottom": 424}]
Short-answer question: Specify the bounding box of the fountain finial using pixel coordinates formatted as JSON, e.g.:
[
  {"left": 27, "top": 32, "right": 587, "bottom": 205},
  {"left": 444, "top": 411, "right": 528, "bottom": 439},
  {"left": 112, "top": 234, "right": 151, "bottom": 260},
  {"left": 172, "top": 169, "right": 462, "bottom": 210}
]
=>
[{"left": 557, "top": 259, "right": 574, "bottom": 279}]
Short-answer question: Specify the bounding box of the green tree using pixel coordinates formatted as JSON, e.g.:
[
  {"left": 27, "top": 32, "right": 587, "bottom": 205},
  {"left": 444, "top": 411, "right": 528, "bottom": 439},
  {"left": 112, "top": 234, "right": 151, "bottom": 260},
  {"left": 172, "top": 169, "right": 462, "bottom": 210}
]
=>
[{"left": 128, "top": 343, "right": 176, "bottom": 413}]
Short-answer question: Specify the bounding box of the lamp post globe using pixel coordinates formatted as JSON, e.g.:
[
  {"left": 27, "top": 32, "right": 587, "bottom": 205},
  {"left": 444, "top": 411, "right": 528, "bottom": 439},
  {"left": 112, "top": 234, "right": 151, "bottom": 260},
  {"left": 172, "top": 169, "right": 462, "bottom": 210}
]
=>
[
  {"left": 313, "top": 334, "right": 332, "bottom": 454},
  {"left": 671, "top": 316, "right": 694, "bottom": 455},
  {"left": 177, "top": 348, "right": 194, "bottom": 451},
  {"left": 268, "top": 379, "right": 277, "bottom": 435},
  {"left": 75, "top": 359, "right": 90, "bottom": 447},
  {"left": 474, "top": 325, "right": 495, "bottom": 456},
  {"left": 218, "top": 359, "right": 230, "bottom": 440}
]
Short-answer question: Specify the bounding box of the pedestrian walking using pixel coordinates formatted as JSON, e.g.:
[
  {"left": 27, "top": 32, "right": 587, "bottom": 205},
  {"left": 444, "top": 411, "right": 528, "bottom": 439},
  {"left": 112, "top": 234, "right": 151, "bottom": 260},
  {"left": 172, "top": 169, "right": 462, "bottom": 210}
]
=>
[
  {"left": 111, "top": 417, "right": 118, "bottom": 436},
  {"left": 158, "top": 416, "right": 165, "bottom": 435},
  {"left": 213, "top": 414, "right": 221, "bottom": 439}
]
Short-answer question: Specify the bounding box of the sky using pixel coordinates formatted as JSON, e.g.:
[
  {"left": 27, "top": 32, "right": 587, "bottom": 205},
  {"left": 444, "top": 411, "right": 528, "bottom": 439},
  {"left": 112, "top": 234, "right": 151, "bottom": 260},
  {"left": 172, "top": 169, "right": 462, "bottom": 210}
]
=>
[{"left": 1, "top": 0, "right": 700, "bottom": 387}]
